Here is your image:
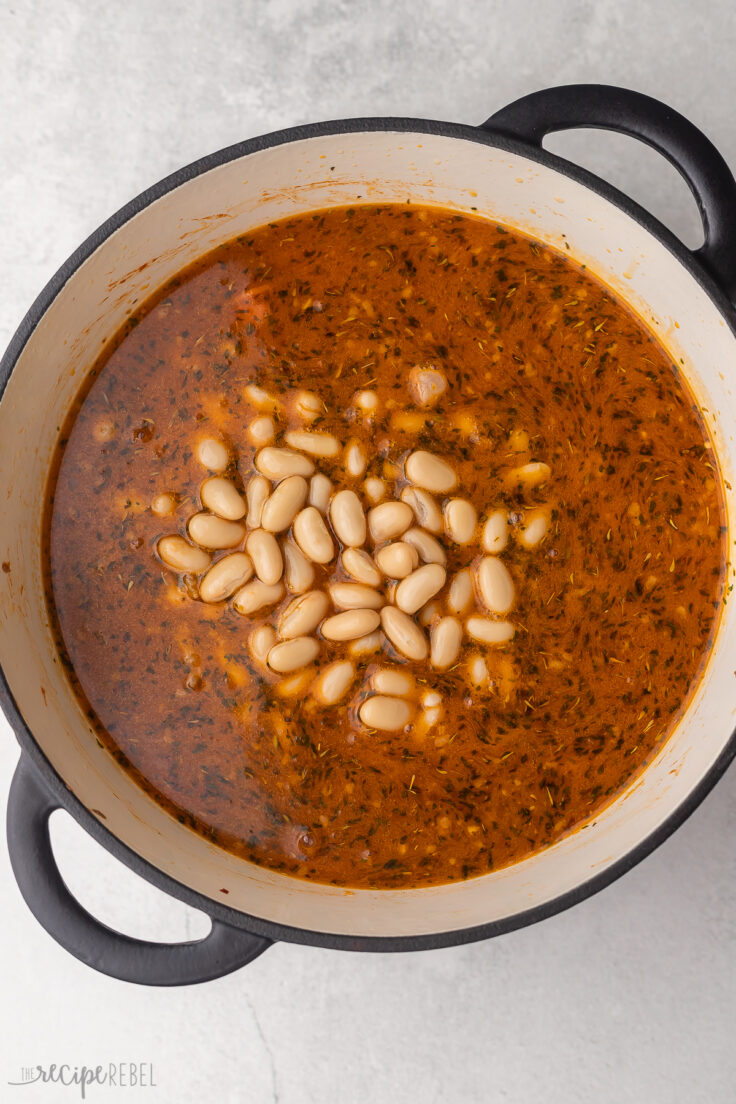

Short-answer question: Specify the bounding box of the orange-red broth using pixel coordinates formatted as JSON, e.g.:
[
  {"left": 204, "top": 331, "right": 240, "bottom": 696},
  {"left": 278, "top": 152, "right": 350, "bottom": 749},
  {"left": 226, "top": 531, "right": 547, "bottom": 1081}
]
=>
[{"left": 45, "top": 204, "right": 726, "bottom": 888}]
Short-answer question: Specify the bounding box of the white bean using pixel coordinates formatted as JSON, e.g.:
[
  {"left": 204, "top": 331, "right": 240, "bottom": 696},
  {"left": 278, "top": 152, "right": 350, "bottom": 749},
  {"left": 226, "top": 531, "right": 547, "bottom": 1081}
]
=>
[
  {"left": 261, "top": 475, "right": 308, "bottom": 533},
  {"left": 278, "top": 590, "right": 329, "bottom": 638},
  {"left": 232, "top": 580, "right": 285, "bottom": 615},
  {"left": 275, "top": 668, "right": 316, "bottom": 698},
  {"left": 157, "top": 535, "right": 211, "bottom": 573},
  {"left": 476, "top": 557, "right": 515, "bottom": 614},
  {"left": 293, "top": 507, "right": 335, "bottom": 564},
  {"left": 245, "top": 384, "right": 278, "bottom": 409},
  {"left": 282, "top": 539, "right": 315, "bottom": 593},
  {"left": 506, "top": 461, "right": 551, "bottom": 488},
  {"left": 312, "top": 660, "right": 356, "bottom": 705},
  {"left": 342, "top": 548, "right": 383, "bottom": 587},
  {"left": 359, "top": 696, "right": 412, "bottom": 731},
  {"left": 509, "top": 429, "right": 530, "bottom": 453},
  {"left": 245, "top": 475, "right": 270, "bottom": 530},
  {"left": 255, "top": 447, "right": 314, "bottom": 480},
  {"left": 308, "top": 473, "right": 333, "bottom": 514},
  {"left": 345, "top": 441, "right": 367, "bottom": 477},
  {"left": 267, "top": 636, "right": 320, "bottom": 673},
  {"left": 391, "top": 409, "right": 428, "bottom": 434},
  {"left": 518, "top": 508, "right": 549, "bottom": 548},
  {"left": 355, "top": 390, "right": 378, "bottom": 413},
  {"left": 247, "top": 415, "right": 275, "bottom": 446},
  {"left": 482, "top": 510, "right": 508, "bottom": 553},
  {"left": 422, "top": 690, "right": 442, "bottom": 708},
  {"left": 188, "top": 513, "right": 245, "bottom": 549},
  {"left": 349, "top": 630, "right": 385, "bottom": 656},
  {"left": 245, "top": 529, "right": 284, "bottom": 585},
  {"left": 329, "top": 583, "right": 383, "bottom": 610},
  {"left": 395, "top": 563, "right": 446, "bottom": 615},
  {"left": 294, "top": 390, "right": 323, "bottom": 421},
  {"left": 430, "top": 617, "right": 463, "bottom": 669},
  {"left": 199, "top": 552, "right": 254, "bottom": 602},
  {"left": 403, "top": 527, "right": 446, "bottom": 566},
  {"left": 367, "top": 501, "right": 413, "bottom": 542},
  {"left": 466, "top": 616, "right": 515, "bottom": 644},
  {"left": 372, "top": 668, "right": 414, "bottom": 696},
  {"left": 380, "top": 606, "right": 428, "bottom": 661},
  {"left": 419, "top": 706, "right": 442, "bottom": 730},
  {"left": 447, "top": 569, "right": 473, "bottom": 614},
  {"left": 285, "top": 430, "right": 340, "bottom": 458},
  {"left": 388, "top": 403, "right": 421, "bottom": 430},
  {"left": 443, "top": 498, "right": 477, "bottom": 544},
  {"left": 321, "top": 609, "right": 380, "bottom": 641},
  {"left": 400, "top": 487, "right": 443, "bottom": 534},
  {"left": 151, "top": 492, "right": 177, "bottom": 517},
  {"left": 405, "top": 450, "right": 457, "bottom": 493},
  {"left": 94, "top": 418, "right": 115, "bottom": 442},
  {"left": 452, "top": 411, "right": 477, "bottom": 437},
  {"left": 200, "top": 477, "right": 246, "bottom": 521},
  {"left": 419, "top": 600, "right": 440, "bottom": 627},
  {"left": 196, "top": 437, "right": 229, "bottom": 473},
  {"left": 374, "top": 541, "right": 418, "bottom": 579},
  {"left": 468, "top": 654, "right": 490, "bottom": 688},
  {"left": 363, "top": 477, "right": 386, "bottom": 504},
  {"left": 330, "top": 490, "right": 367, "bottom": 547},
  {"left": 408, "top": 365, "right": 447, "bottom": 406},
  {"left": 249, "top": 624, "right": 277, "bottom": 665}
]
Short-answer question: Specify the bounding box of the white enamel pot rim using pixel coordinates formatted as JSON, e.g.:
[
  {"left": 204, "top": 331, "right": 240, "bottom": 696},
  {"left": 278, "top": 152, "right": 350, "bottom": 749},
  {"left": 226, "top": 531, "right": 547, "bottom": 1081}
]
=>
[{"left": 2, "top": 85, "right": 736, "bottom": 985}]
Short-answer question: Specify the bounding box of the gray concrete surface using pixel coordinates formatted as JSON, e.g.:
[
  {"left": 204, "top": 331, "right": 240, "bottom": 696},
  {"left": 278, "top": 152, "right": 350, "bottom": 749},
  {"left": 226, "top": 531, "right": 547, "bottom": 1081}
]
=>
[{"left": 1, "top": 2, "right": 735, "bottom": 1101}]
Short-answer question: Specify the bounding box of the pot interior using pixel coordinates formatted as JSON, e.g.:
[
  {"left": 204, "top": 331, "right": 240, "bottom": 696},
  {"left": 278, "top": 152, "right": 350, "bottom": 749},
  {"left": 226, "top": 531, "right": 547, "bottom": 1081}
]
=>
[{"left": 1, "top": 125, "right": 735, "bottom": 938}]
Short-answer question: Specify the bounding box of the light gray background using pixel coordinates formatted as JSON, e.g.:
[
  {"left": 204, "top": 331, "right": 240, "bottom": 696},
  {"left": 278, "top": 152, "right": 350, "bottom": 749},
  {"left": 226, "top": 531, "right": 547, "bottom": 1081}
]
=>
[{"left": 1, "top": 2, "right": 735, "bottom": 1101}]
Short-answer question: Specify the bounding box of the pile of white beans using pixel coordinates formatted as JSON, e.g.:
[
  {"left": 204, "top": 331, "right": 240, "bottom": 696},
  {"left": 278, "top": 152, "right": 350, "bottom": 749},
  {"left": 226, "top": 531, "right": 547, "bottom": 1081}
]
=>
[{"left": 153, "top": 375, "right": 552, "bottom": 732}]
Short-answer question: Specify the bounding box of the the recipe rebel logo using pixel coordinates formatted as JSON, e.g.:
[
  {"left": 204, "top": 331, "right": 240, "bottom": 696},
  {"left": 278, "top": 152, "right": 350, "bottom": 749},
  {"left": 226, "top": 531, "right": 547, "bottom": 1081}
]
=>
[{"left": 8, "top": 1062, "right": 157, "bottom": 1098}]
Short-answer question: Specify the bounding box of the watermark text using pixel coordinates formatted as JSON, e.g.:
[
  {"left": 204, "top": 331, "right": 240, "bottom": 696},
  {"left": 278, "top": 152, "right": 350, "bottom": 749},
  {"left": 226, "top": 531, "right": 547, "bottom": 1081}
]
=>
[{"left": 9, "top": 1063, "right": 156, "bottom": 1098}]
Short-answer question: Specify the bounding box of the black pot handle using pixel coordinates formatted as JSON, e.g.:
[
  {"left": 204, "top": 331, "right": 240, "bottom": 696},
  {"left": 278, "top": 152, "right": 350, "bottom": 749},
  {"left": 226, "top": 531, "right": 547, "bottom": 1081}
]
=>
[
  {"left": 6, "top": 756, "right": 271, "bottom": 985},
  {"left": 484, "top": 84, "right": 736, "bottom": 303}
]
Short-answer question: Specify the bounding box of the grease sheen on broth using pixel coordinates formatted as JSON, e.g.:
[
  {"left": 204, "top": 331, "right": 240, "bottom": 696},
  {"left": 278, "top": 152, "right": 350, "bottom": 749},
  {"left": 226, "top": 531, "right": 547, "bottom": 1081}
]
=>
[{"left": 45, "top": 203, "right": 726, "bottom": 888}]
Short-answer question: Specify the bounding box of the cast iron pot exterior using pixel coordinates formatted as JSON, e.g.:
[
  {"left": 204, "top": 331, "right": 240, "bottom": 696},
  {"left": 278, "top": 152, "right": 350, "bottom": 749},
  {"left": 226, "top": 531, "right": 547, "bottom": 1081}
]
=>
[{"left": 2, "top": 85, "right": 736, "bottom": 985}]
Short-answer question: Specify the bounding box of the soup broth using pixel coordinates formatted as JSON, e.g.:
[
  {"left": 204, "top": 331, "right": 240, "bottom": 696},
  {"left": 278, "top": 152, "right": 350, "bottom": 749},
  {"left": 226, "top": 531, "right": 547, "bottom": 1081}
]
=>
[{"left": 45, "top": 204, "right": 726, "bottom": 888}]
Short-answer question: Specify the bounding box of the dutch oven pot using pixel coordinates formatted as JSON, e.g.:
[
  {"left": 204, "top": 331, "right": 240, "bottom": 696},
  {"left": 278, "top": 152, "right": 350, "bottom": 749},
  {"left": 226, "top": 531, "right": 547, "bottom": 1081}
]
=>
[{"left": 2, "top": 85, "right": 736, "bottom": 986}]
